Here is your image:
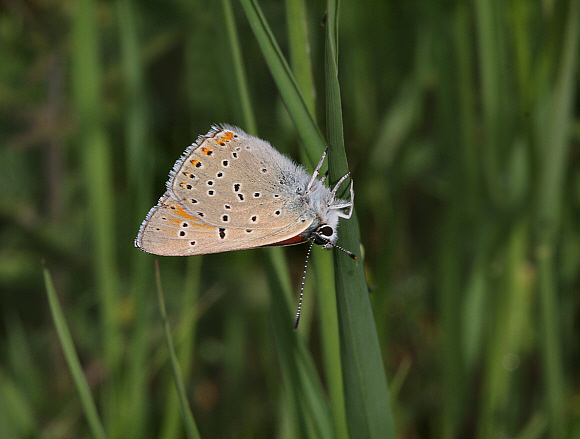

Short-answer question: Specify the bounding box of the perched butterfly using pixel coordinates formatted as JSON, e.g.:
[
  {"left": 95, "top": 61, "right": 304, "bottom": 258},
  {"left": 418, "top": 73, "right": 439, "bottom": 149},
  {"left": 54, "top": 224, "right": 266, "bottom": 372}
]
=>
[{"left": 135, "top": 125, "right": 355, "bottom": 328}]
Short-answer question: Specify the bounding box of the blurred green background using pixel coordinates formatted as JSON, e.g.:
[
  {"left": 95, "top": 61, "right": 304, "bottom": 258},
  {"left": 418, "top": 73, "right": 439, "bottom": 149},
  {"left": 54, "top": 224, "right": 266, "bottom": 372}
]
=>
[{"left": 1, "top": 0, "right": 580, "bottom": 438}]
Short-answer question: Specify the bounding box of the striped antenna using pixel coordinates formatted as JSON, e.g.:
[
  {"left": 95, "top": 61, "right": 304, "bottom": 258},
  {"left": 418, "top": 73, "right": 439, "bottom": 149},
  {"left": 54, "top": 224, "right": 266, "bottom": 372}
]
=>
[{"left": 293, "top": 240, "right": 314, "bottom": 331}]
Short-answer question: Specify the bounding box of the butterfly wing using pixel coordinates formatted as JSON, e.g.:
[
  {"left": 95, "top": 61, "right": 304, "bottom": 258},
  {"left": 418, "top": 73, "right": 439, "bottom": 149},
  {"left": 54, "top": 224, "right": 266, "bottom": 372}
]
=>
[
  {"left": 136, "top": 125, "right": 319, "bottom": 256},
  {"left": 168, "top": 125, "right": 312, "bottom": 231},
  {"left": 135, "top": 192, "right": 314, "bottom": 256}
]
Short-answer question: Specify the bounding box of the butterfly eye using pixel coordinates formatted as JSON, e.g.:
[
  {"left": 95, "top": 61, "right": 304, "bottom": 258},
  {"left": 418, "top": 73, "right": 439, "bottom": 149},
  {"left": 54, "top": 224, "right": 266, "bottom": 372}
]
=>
[
  {"left": 319, "top": 225, "right": 333, "bottom": 237},
  {"left": 313, "top": 225, "right": 334, "bottom": 246},
  {"left": 313, "top": 234, "right": 327, "bottom": 246}
]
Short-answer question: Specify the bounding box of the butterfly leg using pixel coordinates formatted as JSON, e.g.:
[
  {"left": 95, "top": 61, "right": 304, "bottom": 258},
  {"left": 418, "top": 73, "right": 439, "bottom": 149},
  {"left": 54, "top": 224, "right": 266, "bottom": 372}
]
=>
[
  {"left": 329, "top": 172, "right": 350, "bottom": 203},
  {"left": 320, "top": 170, "right": 329, "bottom": 185},
  {"left": 332, "top": 179, "right": 354, "bottom": 219},
  {"left": 306, "top": 146, "right": 328, "bottom": 193}
]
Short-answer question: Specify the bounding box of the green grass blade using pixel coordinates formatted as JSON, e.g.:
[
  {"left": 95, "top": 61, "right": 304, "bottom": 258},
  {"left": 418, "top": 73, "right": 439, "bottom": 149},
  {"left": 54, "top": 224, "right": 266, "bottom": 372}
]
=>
[
  {"left": 43, "top": 262, "right": 107, "bottom": 439},
  {"left": 536, "top": 0, "right": 580, "bottom": 231},
  {"left": 0, "top": 368, "right": 36, "bottom": 438},
  {"left": 117, "top": 0, "right": 151, "bottom": 436},
  {"left": 232, "top": 3, "right": 336, "bottom": 436},
  {"left": 462, "top": 222, "right": 497, "bottom": 368},
  {"left": 221, "top": 0, "right": 257, "bottom": 134},
  {"left": 438, "top": 208, "right": 463, "bottom": 438},
  {"left": 478, "top": 220, "right": 533, "bottom": 438},
  {"left": 225, "top": 0, "right": 313, "bottom": 433},
  {"left": 285, "top": 1, "right": 348, "bottom": 437},
  {"left": 534, "top": 0, "right": 580, "bottom": 436},
  {"left": 159, "top": 256, "right": 202, "bottom": 439},
  {"left": 285, "top": 0, "right": 316, "bottom": 117},
  {"left": 154, "top": 260, "right": 202, "bottom": 439},
  {"left": 325, "top": 1, "right": 396, "bottom": 438},
  {"left": 238, "top": 0, "right": 326, "bottom": 164},
  {"left": 72, "top": 2, "right": 121, "bottom": 427},
  {"left": 473, "top": 0, "right": 505, "bottom": 209},
  {"left": 311, "top": 246, "right": 348, "bottom": 439},
  {"left": 263, "top": 250, "right": 334, "bottom": 439}
]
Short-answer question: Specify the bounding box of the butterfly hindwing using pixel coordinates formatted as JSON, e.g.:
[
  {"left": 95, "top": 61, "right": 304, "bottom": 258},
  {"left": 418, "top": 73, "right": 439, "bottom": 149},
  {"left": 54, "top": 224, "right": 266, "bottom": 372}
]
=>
[{"left": 135, "top": 192, "right": 313, "bottom": 256}]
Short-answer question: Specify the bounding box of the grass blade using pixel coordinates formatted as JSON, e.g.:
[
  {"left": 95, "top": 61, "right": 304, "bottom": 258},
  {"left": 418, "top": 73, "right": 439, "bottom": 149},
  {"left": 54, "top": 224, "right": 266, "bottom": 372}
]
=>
[
  {"left": 154, "top": 260, "right": 201, "bottom": 439},
  {"left": 221, "top": 0, "right": 257, "bottom": 134},
  {"left": 72, "top": 1, "right": 121, "bottom": 426},
  {"left": 534, "top": 0, "right": 579, "bottom": 436},
  {"left": 43, "top": 262, "right": 107, "bottom": 439},
  {"left": 117, "top": 0, "right": 151, "bottom": 436},
  {"left": 238, "top": 0, "right": 326, "bottom": 164},
  {"left": 285, "top": 0, "right": 348, "bottom": 437},
  {"left": 159, "top": 257, "right": 202, "bottom": 439},
  {"left": 325, "top": 1, "right": 396, "bottom": 438},
  {"left": 263, "top": 250, "right": 334, "bottom": 439},
  {"left": 285, "top": 0, "right": 316, "bottom": 117},
  {"left": 234, "top": 2, "right": 336, "bottom": 436}
]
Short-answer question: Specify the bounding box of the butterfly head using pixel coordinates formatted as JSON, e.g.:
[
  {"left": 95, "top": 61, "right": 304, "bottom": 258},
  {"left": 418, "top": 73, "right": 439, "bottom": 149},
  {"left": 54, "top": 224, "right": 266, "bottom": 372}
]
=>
[
  {"left": 304, "top": 199, "right": 356, "bottom": 259},
  {"left": 313, "top": 224, "right": 335, "bottom": 247}
]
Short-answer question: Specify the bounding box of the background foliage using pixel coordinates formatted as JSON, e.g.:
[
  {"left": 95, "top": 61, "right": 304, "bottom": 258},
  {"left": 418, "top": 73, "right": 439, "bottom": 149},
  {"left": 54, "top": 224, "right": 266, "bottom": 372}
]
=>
[{"left": 1, "top": 0, "right": 579, "bottom": 438}]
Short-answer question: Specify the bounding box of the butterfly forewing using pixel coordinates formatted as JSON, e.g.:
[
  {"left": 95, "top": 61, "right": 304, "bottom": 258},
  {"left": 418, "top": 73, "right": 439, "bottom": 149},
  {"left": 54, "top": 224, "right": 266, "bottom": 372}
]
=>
[{"left": 169, "top": 126, "right": 309, "bottom": 231}]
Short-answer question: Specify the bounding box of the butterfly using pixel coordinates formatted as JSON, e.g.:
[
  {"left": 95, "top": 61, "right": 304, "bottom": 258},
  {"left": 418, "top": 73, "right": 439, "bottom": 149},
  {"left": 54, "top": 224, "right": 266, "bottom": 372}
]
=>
[
  {"left": 135, "top": 125, "right": 355, "bottom": 328},
  {"left": 135, "top": 124, "right": 354, "bottom": 258}
]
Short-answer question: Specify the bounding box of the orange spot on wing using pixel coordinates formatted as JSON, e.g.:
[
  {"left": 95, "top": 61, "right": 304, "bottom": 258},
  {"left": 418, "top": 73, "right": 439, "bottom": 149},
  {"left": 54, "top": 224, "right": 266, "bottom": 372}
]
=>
[
  {"left": 190, "top": 159, "right": 201, "bottom": 166},
  {"left": 174, "top": 204, "right": 198, "bottom": 220},
  {"left": 201, "top": 145, "right": 213, "bottom": 155},
  {"left": 216, "top": 131, "right": 234, "bottom": 144},
  {"left": 166, "top": 204, "right": 214, "bottom": 230}
]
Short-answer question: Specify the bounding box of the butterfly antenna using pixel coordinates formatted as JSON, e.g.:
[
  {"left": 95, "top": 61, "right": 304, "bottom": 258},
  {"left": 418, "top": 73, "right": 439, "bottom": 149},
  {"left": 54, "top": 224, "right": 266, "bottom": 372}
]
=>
[
  {"left": 331, "top": 242, "right": 358, "bottom": 260},
  {"left": 294, "top": 240, "right": 314, "bottom": 331}
]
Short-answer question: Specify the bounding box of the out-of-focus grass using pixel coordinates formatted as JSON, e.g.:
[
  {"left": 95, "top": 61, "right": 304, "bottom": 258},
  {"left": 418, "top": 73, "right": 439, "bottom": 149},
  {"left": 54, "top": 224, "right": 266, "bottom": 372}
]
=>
[
  {"left": 43, "top": 262, "right": 107, "bottom": 439},
  {"left": 71, "top": 0, "right": 121, "bottom": 430},
  {"left": 1, "top": 0, "right": 579, "bottom": 438},
  {"left": 154, "top": 259, "right": 201, "bottom": 439}
]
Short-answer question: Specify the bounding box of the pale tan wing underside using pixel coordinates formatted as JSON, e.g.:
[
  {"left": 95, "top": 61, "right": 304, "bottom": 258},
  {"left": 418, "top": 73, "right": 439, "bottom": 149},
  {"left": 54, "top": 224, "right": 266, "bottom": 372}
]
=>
[
  {"left": 136, "top": 193, "right": 313, "bottom": 256},
  {"left": 169, "top": 127, "right": 303, "bottom": 230}
]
